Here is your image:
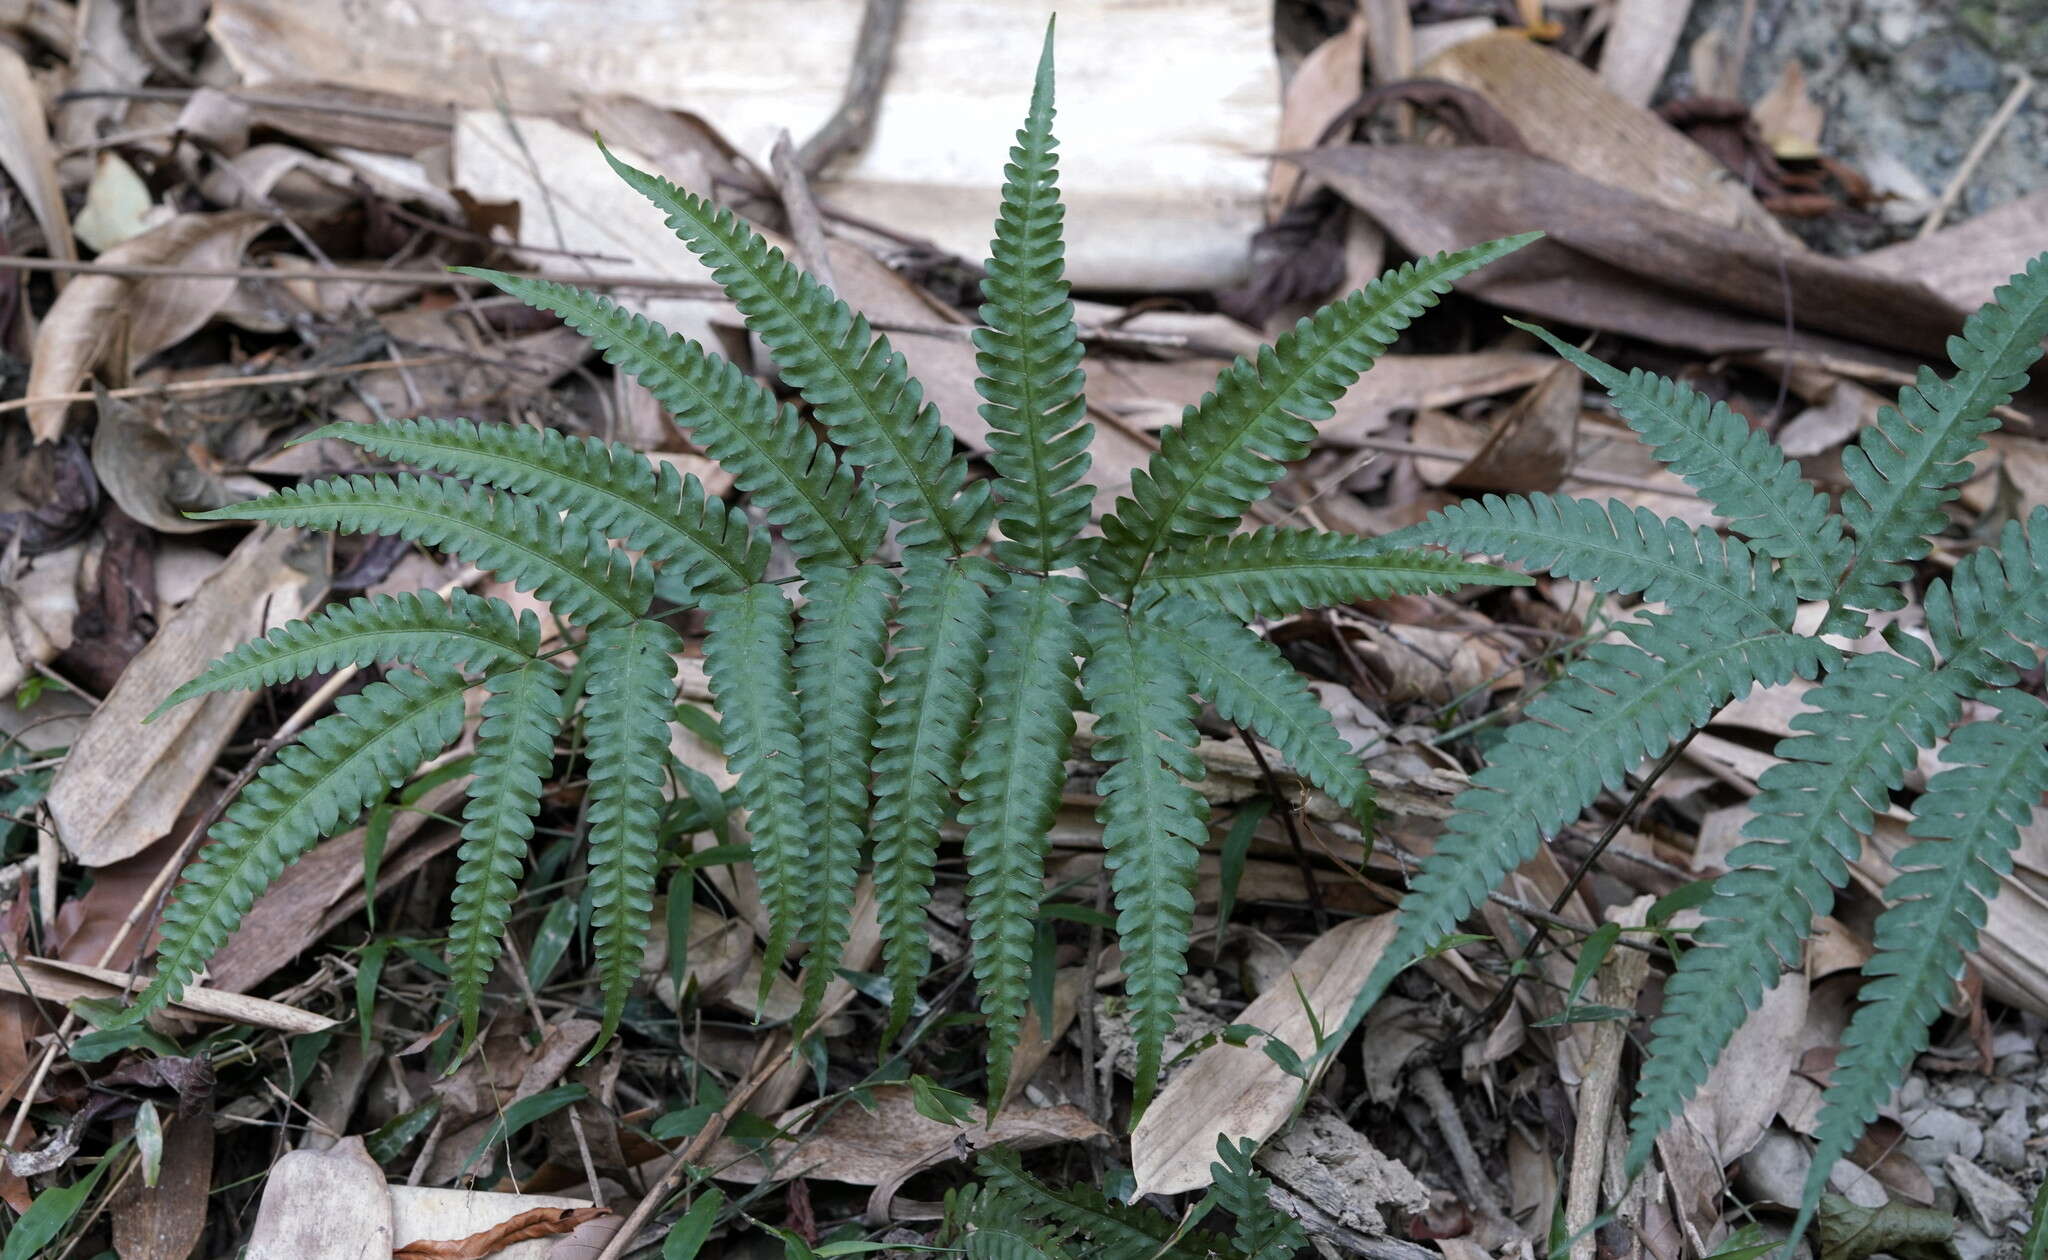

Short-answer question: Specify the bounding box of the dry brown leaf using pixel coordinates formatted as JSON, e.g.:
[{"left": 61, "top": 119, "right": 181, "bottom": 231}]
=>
[
  {"left": 700, "top": 1084, "right": 1104, "bottom": 1189},
  {"left": 1859, "top": 191, "right": 2048, "bottom": 313},
  {"left": 394, "top": 1206, "right": 610, "bottom": 1260},
  {"left": 427, "top": 1021, "right": 602, "bottom": 1184},
  {"left": 1438, "top": 363, "right": 1581, "bottom": 492},
  {"left": 1429, "top": 32, "right": 1785, "bottom": 236},
  {"left": 1754, "top": 60, "right": 1825, "bottom": 159},
  {"left": 0, "top": 44, "right": 75, "bottom": 270},
  {"left": 45, "top": 525, "right": 322, "bottom": 866},
  {"left": 386, "top": 1189, "right": 598, "bottom": 1260},
  {"left": 0, "top": 542, "right": 83, "bottom": 695},
  {"left": 89, "top": 389, "right": 266, "bottom": 534},
  {"left": 246, "top": 1136, "right": 393, "bottom": 1260},
  {"left": 1596, "top": 0, "right": 1691, "bottom": 109},
  {"left": 24, "top": 211, "right": 271, "bottom": 441},
  {"left": 1270, "top": 7, "right": 1368, "bottom": 217},
  {"left": 1682, "top": 974, "right": 1808, "bottom": 1165},
  {"left": 1300, "top": 144, "right": 1965, "bottom": 363},
  {"left": 1131, "top": 915, "right": 1397, "bottom": 1196},
  {"left": 111, "top": 1100, "right": 215, "bottom": 1260}
]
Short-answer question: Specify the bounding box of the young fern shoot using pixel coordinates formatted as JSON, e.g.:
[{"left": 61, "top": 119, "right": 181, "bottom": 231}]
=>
[{"left": 124, "top": 22, "right": 1533, "bottom": 1117}]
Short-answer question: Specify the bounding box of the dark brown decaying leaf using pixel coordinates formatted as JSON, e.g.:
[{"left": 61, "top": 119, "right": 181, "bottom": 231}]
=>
[
  {"left": 110, "top": 1098, "right": 215, "bottom": 1260},
  {"left": 1295, "top": 145, "right": 1969, "bottom": 362},
  {"left": 393, "top": 1205, "right": 611, "bottom": 1260}
]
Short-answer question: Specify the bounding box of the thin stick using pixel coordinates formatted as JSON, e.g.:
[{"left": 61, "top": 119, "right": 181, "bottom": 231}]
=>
[
  {"left": 1234, "top": 726, "right": 1329, "bottom": 934},
  {"left": 0, "top": 355, "right": 455, "bottom": 417},
  {"left": 0, "top": 254, "right": 724, "bottom": 294},
  {"left": 1567, "top": 935, "right": 1649, "bottom": 1260},
  {"left": 1413, "top": 1063, "right": 1505, "bottom": 1221},
  {"left": 1921, "top": 70, "right": 2035, "bottom": 239},
  {"left": 771, "top": 130, "right": 839, "bottom": 291},
  {"left": 592, "top": 1034, "right": 790, "bottom": 1260},
  {"left": 796, "top": 0, "right": 905, "bottom": 176},
  {"left": 1, "top": 664, "right": 353, "bottom": 1149}
]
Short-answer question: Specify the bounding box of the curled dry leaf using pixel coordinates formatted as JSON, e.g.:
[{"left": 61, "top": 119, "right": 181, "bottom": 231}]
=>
[
  {"left": 24, "top": 210, "right": 271, "bottom": 441},
  {"left": 698, "top": 1084, "right": 1104, "bottom": 1190},
  {"left": 1131, "top": 914, "right": 1398, "bottom": 1197},
  {"left": 0, "top": 44, "right": 75, "bottom": 269},
  {"left": 89, "top": 387, "right": 267, "bottom": 533},
  {"left": 1269, "top": 7, "right": 1368, "bottom": 218},
  {"left": 393, "top": 1206, "right": 611, "bottom": 1260}
]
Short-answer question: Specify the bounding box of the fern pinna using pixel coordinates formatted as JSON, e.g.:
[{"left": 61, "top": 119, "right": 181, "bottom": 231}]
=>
[
  {"left": 1327, "top": 254, "right": 2048, "bottom": 1237},
  {"left": 126, "top": 23, "right": 1530, "bottom": 1109}
]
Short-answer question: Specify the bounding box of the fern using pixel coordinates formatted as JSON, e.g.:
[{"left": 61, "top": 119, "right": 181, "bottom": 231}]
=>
[
  {"left": 602, "top": 143, "right": 994, "bottom": 555},
  {"left": 977, "top": 24, "right": 1094, "bottom": 574},
  {"left": 1090, "top": 232, "right": 1540, "bottom": 601},
  {"left": 134, "top": 26, "right": 1533, "bottom": 1137},
  {"left": 149, "top": 590, "right": 538, "bottom": 719},
  {"left": 1081, "top": 603, "right": 1210, "bottom": 1110},
  {"left": 1135, "top": 527, "right": 1530, "bottom": 621},
  {"left": 1828, "top": 253, "right": 2048, "bottom": 629},
  {"left": 700, "top": 582, "right": 809, "bottom": 991},
  {"left": 790, "top": 565, "right": 897, "bottom": 1029},
  {"left": 305, "top": 417, "right": 766, "bottom": 599},
  {"left": 1210, "top": 1137, "right": 1309, "bottom": 1260},
  {"left": 871, "top": 557, "right": 995, "bottom": 1041},
  {"left": 1138, "top": 598, "right": 1380, "bottom": 821},
  {"left": 448, "top": 662, "right": 567, "bottom": 1053},
  {"left": 582, "top": 621, "right": 682, "bottom": 1045},
  {"left": 958, "top": 577, "right": 1085, "bottom": 1105},
  {"left": 132, "top": 669, "right": 468, "bottom": 1014},
  {"left": 1792, "top": 692, "right": 2048, "bottom": 1246},
  {"left": 456, "top": 269, "right": 883, "bottom": 568},
  {"left": 1328, "top": 618, "right": 1835, "bottom": 1053},
  {"left": 1515, "top": 323, "right": 1852, "bottom": 599},
  {"left": 1399, "top": 492, "right": 1796, "bottom": 631},
  {"left": 196, "top": 474, "right": 651, "bottom": 628}
]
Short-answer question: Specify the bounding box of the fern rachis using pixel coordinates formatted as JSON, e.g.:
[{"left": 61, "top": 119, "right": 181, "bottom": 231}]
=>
[{"left": 131, "top": 22, "right": 1532, "bottom": 1143}]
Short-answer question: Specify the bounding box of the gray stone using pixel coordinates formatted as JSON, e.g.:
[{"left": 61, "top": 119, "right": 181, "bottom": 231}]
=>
[
  {"left": 1905, "top": 1106, "right": 1985, "bottom": 1166},
  {"left": 1979, "top": 1081, "right": 2027, "bottom": 1113},
  {"left": 1898, "top": 1074, "right": 1930, "bottom": 1111},
  {"left": 1828, "top": 1158, "right": 1889, "bottom": 1209},
  {"left": 1937, "top": 1081, "right": 1982, "bottom": 1110},
  {"left": 1944, "top": 1157, "right": 2028, "bottom": 1233},
  {"left": 1736, "top": 1130, "right": 1811, "bottom": 1208},
  {"left": 1953, "top": 1222, "right": 2001, "bottom": 1260},
  {"left": 1983, "top": 1105, "right": 2029, "bottom": 1171}
]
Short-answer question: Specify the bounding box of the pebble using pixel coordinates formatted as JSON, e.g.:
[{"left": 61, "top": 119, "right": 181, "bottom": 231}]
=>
[
  {"left": 1979, "top": 1081, "right": 2027, "bottom": 1113},
  {"left": 1983, "top": 1106, "right": 2029, "bottom": 1172},
  {"left": 1736, "top": 1130, "right": 1810, "bottom": 1208},
  {"left": 1944, "top": 1157, "right": 2029, "bottom": 1234},
  {"left": 1953, "top": 1222, "right": 2001, "bottom": 1260},
  {"left": 1828, "top": 1158, "right": 1888, "bottom": 1209},
  {"left": 1897, "top": 1074, "right": 1929, "bottom": 1111},
  {"left": 1903, "top": 1106, "right": 1984, "bottom": 1164},
  {"left": 1937, "top": 1081, "right": 1980, "bottom": 1110}
]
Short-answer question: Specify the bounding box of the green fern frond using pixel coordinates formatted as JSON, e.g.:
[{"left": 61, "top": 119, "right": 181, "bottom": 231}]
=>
[
  {"left": 150, "top": 590, "right": 538, "bottom": 720},
  {"left": 701, "top": 582, "right": 809, "bottom": 996},
  {"left": 791, "top": 564, "right": 897, "bottom": 1031},
  {"left": 1134, "top": 527, "right": 1529, "bottom": 621},
  {"left": 958, "top": 577, "right": 1084, "bottom": 1105},
  {"left": 1921, "top": 507, "right": 2048, "bottom": 695},
  {"left": 1793, "top": 692, "right": 2048, "bottom": 1247},
  {"left": 582, "top": 620, "right": 683, "bottom": 1047},
  {"left": 131, "top": 669, "right": 468, "bottom": 1019},
  {"left": 1515, "top": 323, "right": 1852, "bottom": 599},
  {"left": 1829, "top": 254, "right": 2048, "bottom": 628},
  {"left": 306, "top": 418, "right": 766, "bottom": 600},
  {"left": 872, "top": 557, "right": 996, "bottom": 1041},
  {"left": 456, "top": 269, "right": 883, "bottom": 567},
  {"left": 1326, "top": 617, "right": 1836, "bottom": 1059},
  {"left": 1137, "top": 598, "right": 1378, "bottom": 821},
  {"left": 978, "top": 22, "right": 1094, "bottom": 573},
  {"left": 1080, "top": 603, "right": 1210, "bottom": 1113},
  {"left": 448, "top": 662, "right": 567, "bottom": 1054},
  {"left": 1210, "top": 1137, "right": 1308, "bottom": 1260},
  {"left": 196, "top": 475, "right": 650, "bottom": 628},
  {"left": 1626, "top": 644, "right": 1963, "bottom": 1171},
  {"left": 1089, "top": 232, "right": 1540, "bottom": 601},
  {"left": 600, "top": 144, "right": 995, "bottom": 554},
  {"left": 975, "top": 1149, "right": 1184, "bottom": 1258},
  {"left": 1399, "top": 493, "right": 1796, "bottom": 631}
]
